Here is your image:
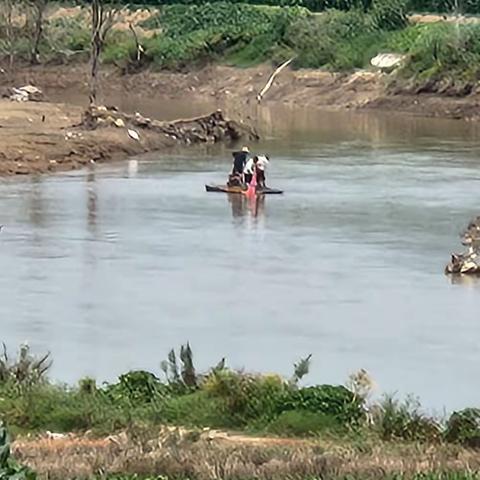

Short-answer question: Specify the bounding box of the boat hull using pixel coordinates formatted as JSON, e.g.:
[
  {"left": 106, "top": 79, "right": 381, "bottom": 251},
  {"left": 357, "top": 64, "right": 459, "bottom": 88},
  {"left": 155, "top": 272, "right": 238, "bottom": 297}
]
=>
[{"left": 205, "top": 184, "right": 283, "bottom": 195}]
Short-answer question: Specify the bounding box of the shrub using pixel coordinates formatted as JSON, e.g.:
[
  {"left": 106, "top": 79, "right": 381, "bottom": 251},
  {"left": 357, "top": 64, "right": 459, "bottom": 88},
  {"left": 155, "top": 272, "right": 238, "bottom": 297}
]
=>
[
  {"left": 0, "top": 424, "right": 36, "bottom": 479},
  {"left": 141, "top": 4, "right": 309, "bottom": 69},
  {"left": 0, "top": 344, "right": 51, "bottom": 389},
  {"left": 369, "top": 0, "right": 409, "bottom": 30},
  {"left": 374, "top": 395, "right": 442, "bottom": 442},
  {"left": 266, "top": 409, "right": 343, "bottom": 436},
  {"left": 160, "top": 391, "right": 231, "bottom": 428},
  {"left": 47, "top": 16, "right": 90, "bottom": 52},
  {"left": 276, "top": 384, "right": 365, "bottom": 426},
  {"left": 202, "top": 370, "right": 288, "bottom": 425},
  {"left": 103, "top": 370, "right": 168, "bottom": 404},
  {"left": 445, "top": 408, "right": 480, "bottom": 447},
  {"left": 287, "top": 10, "right": 370, "bottom": 69}
]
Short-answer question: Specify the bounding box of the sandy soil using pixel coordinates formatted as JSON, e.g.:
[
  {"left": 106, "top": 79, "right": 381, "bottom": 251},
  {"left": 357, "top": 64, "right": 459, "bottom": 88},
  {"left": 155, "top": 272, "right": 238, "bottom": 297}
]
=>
[{"left": 0, "top": 100, "right": 179, "bottom": 175}]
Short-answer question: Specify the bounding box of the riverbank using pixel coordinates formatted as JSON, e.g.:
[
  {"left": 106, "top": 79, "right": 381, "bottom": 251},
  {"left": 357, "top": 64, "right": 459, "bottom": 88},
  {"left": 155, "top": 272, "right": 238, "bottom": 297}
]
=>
[
  {"left": 10, "top": 63, "right": 480, "bottom": 122},
  {"left": 0, "top": 92, "right": 256, "bottom": 175},
  {"left": 2, "top": 62, "right": 479, "bottom": 176}
]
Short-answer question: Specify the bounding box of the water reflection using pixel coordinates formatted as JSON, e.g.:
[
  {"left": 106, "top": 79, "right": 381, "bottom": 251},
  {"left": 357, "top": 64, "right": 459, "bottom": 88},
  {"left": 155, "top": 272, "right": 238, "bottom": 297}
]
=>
[
  {"left": 26, "top": 176, "right": 46, "bottom": 228},
  {"left": 227, "top": 193, "right": 265, "bottom": 222},
  {"left": 86, "top": 169, "right": 98, "bottom": 235},
  {"left": 448, "top": 274, "right": 480, "bottom": 288},
  {"left": 127, "top": 159, "right": 138, "bottom": 178}
]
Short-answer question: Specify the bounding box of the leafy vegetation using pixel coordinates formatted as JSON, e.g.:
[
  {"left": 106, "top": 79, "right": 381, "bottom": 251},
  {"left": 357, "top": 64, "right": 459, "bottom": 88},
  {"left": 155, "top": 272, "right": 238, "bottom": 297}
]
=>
[
  {"left": 445, "top": 408, "right": 480, "bottom": 447},
  {"left": 0, "top": 424, "right": 36, "bottom": 479},
  {"left": 0, "top": 342, "right": 479, "bottom": 452},
  {"left": 95, "top": 0, "right": 480, "bottom": 15},
  {"left": 0, "top": 0, "right": 478, "bottom": 89}
]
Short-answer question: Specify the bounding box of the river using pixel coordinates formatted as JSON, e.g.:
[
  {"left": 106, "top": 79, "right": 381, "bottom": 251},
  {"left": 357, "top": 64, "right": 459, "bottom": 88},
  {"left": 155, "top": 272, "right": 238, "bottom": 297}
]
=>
[{"left": 1, "top": 103, "right": 480, "bottom": 412}]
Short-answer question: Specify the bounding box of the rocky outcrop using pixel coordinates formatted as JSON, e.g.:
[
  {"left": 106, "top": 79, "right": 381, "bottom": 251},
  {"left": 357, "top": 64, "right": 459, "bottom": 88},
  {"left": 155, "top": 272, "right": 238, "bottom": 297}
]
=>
[
  {"left": 445, "top": 217, "right": 480, "bottom": 275},
  {"left": 79, "top": 106, "right": 259, "bottom": 145}
]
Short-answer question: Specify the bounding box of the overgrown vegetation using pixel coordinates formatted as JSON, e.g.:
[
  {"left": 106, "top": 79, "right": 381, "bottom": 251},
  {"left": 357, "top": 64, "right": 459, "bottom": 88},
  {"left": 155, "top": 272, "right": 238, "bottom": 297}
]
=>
[
  {"left": 0, "top": 0, "right": 478, "bottom": 90},
  {"left": 91, "top": 0, "right": 480, "bottom": 15},
  {"left": 0, "top": 424, "right": 36, "bottom": 479},
  {"left": 0, "top": 342, "right": 479, "bottom": 450}
]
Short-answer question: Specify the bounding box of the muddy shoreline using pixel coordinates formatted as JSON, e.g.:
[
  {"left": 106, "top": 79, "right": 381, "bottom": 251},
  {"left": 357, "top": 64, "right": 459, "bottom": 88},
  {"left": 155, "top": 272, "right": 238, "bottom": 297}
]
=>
[{"left": 2, "top": 64, "right": 480, "bottom": 176}]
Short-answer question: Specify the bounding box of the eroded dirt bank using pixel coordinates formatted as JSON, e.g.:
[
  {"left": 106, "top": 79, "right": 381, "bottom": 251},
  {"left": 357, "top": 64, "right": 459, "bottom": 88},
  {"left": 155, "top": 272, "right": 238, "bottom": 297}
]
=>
[
  {"left": 0, "top": 94, "right": 256, "bottom": 175},
  {"left": 10, "top": 64, "right": 480, "bottom": 121},
  {"left": 2, "top": 63, "right": 480, "bottom": 176}
]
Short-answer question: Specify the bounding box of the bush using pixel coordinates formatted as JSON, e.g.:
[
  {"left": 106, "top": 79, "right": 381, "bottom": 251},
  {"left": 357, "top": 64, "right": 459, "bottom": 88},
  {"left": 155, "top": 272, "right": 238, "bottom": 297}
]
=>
[
  {"left": 0, "top": 425, "right": 36, "bottom": 480},
  {"left": 203, "top": 370, "right": 289, "bottom": 425},
  {"left": 287, "top": 10, "right": 372, "bottom": 69},
  {"left": 160, "top": 391, "right": 231, "bottom": 428},
  {"left": 140, "top": 4, "right": 309, "bottom": 70},
  {"left": 266, "top": 410, "right": 343, "bottom": 436},
  {"left": 369, "top": 0, "right": 409, "bottom": 30},
  {"left": 374, "top": 395, "right": 441, "bottom": 442},
  {"left": 103, "top": 370, "right": 168, "bottom": 404},
  {"left": 276, "top": 385, "right": 365, "bottom": 426},
  {"left": 445, "top": 408, "right": 480, "bottom": 447},
  {"left": 394, "top": 22, "right": 480, "bottom": 88},
  {"left": 0, "top": 344, "right": 51, "bottom": 388}
]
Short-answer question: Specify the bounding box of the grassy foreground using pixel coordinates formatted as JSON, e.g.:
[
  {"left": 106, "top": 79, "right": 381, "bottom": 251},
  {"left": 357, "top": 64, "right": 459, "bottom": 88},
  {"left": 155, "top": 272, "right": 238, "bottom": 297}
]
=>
[{"left": 2, "top": 343, "right": 480, "bottom": 479}]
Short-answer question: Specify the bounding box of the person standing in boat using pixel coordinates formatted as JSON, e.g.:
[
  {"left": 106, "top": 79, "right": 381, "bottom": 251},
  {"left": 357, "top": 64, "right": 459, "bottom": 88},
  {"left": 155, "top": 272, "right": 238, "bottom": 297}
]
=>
[
  {"left": 255, "top": 154, "right": 269, "bottom": 188},
  {"left": 243, "top": 155, "right": 255, "bottom": 185},
  {"left": 231, "top": 146, "right": 250, "bottom": 184}
]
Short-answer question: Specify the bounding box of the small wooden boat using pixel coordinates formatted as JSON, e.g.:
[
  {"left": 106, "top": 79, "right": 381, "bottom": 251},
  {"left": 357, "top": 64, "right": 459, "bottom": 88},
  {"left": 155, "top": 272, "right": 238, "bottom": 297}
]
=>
[{"left": 205, "top": 184, "right": 283, "bottom": 195}]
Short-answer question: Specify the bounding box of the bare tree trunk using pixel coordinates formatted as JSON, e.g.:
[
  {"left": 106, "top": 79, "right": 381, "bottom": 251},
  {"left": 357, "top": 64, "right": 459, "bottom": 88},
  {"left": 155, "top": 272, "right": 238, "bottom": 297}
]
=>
[
  {"left": 89, "top": 0, "right": 116, "bottom": 106},
  {"left": 90, "top": 40, "right": 101, "bottom": 106},
  {"left": 128, "top": 22, "right": 142, "bottom": 62},
  {"left": 30, "top": 0, "right": 46, "bottom": 65},
  {"left": 3, "top": 0, "right": 14, "bottom": 76}
]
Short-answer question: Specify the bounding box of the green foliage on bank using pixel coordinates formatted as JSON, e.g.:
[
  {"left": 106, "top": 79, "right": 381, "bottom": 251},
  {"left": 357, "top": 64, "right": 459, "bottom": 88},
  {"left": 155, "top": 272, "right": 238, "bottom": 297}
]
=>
[
  {"left": 105, "top": 0, "right": 480, "bottom": 88},
  {"left": 1, "top": 0, "right": 480, "bottom": 89},
  {"left": 0, "top": 342, "right": 480, "bottom": 449},
  {"left": 83, "top": 0, "right": 480, "bottom": 15},
  {"left": 0, "top": 424, "right": 36, "bottom": 480}
]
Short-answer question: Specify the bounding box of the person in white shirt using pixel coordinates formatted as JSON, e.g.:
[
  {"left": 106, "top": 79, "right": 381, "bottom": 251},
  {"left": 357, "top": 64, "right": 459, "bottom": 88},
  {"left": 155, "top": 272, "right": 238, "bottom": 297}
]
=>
[
  {"left": 255, "top": 154, "right": 269, "bottom": 188},
  {"left": 243, "top": 156, "right": 255, "bottom": 185}
]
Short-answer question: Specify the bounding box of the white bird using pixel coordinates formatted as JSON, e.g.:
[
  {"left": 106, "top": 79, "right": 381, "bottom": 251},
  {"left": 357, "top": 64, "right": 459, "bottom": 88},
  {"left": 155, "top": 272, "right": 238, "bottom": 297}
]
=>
[{"left": 127, "top": 129, "right": 140, "bottom": 141}]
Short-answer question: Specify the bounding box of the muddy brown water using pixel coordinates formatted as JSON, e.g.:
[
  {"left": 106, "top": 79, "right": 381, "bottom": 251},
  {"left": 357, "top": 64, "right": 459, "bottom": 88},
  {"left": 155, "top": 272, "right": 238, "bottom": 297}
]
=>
[{"left": 2, "top": 97, "right": 480, "bottom": 412}]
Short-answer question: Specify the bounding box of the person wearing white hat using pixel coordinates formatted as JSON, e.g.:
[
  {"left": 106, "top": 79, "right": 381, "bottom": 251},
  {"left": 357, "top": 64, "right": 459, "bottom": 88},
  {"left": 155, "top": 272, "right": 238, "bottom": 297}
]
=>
[{"left": 230, "top": 146, "right": 250, "bottom": 185}]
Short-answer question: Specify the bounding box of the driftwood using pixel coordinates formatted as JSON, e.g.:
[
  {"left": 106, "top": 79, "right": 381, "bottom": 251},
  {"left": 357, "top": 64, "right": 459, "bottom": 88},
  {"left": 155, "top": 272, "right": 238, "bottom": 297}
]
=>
[
  {"left": 256, "top": 57, "right": 295, "bottom": 103},
  {"left": 79, "top": 107, "right": 259, "bottom": 145}
]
